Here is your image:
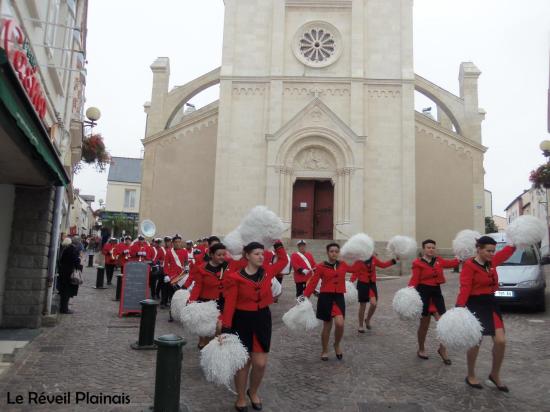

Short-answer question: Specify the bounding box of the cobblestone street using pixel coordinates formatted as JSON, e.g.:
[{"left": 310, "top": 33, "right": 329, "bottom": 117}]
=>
[{"left": 0, "top": 266, "right": 549, "bottom": 412}]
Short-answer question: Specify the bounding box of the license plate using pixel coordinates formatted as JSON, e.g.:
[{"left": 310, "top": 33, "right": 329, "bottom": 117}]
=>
[{"left": 495, "top": 291, "right": 514, "bottom": 297}]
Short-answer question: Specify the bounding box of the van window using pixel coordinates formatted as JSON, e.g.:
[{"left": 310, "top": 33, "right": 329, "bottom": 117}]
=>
[{"left": 496, "top": 243, "right": 538, "bottom": 266}]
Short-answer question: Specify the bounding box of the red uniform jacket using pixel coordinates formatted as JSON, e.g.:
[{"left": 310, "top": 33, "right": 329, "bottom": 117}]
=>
[
  {"left": 102, "top": 243, "right": 117, "bottom": 265},
  {"left": 189, "top": 261, "right": 230, "bottom": 302},
  {"left": 408, "top": 256, "right": 459, "bottom": 287},
  {"left": 221, "top": 244, "right": 288, "bottom": 328},
  {"left": 290, "top": 252, "right": 316, "bottom": 283},
  {"left": 164, "top": 248, "right": 189, "bottom": 280},
  {"left": 456, "top": 246, "right": 516, "bottom": 307},
  {"left": 129, "top": 241, "right": 154, "bottom": 262},
  {"left": 114, "top": 243, "right": 132, "bottom": 271},
  {"left": 152, "top": 246, "right": 166, "bottom": 265},
  {"left": 349, "top": 257, "right": 396, "bottom": 283},
  {"left": 303, "top": 261, "right": 350, "bottom": 297}
]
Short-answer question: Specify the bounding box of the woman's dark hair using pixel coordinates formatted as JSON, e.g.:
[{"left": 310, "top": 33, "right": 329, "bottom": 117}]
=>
[
  {"left": 209, "top": 242, "right": 227, "bottom": 255},
  {"left": 243, "top": 241, "right": 264, "bottom": 254},
  {"left": 326, "top": 242, "right": 340, "bottom": 252},
  {"left": 476, "top": 236, "right": 497, "bottom": 248},
  {"left": 207, "top": 235, "right": 221, "bottom": 245},
  {"left": 422, "top": 239, "right": 436, "bottom": 248}
]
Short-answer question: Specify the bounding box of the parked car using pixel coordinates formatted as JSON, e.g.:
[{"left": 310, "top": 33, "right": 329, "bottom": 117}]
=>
[{"left": 488, "top": 233, "right": 546, "bottom": 312}]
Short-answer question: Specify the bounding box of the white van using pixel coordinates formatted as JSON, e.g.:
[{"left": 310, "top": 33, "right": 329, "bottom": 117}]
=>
[{"left": 487, "top": 233, "right": 546, "bottom": 311}]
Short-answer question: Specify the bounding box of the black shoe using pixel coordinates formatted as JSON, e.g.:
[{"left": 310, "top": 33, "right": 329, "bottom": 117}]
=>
[
  {"left": 336, "top": 353, "right": 343, "bottom": 360},
  {"left": 246, "top": 390, "right": 262, "bottom": 411},
  {"left": 234, "top": 405, "right": 248, "bottom": 412},
  {"left": 488, "top": 375, "right": 509, "bottom": 392},
  {"left": 321, "top": 355, "right": 328, "bottom": 361},
  {"left": 465, "top": 377, "right": 483, "bottom": 389},
  {"left": 437, "top": 348, "right": 452, "bottom": 365}
]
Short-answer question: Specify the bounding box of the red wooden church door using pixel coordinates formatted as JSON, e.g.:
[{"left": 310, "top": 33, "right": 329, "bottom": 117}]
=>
[{"left": 291, "top": 180, "right": 334, "bottom": 239}]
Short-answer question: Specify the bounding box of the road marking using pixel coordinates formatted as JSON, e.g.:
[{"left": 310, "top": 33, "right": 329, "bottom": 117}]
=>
[{"left": 527, "top": 319, "right": 545, "bottom": 323}]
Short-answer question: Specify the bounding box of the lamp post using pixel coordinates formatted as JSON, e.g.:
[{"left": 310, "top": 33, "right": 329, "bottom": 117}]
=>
[{"left": 539, "top": 140, "right": 550, "bottom": 241}]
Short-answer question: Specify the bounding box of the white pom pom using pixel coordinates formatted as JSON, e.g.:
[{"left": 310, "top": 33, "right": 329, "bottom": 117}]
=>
[
  {"left": 387, "top": 235, "right": 417, "bottom": 259},
  {"left": 437, "top": 307, "right": 483, "bottom": 351},
  {"left": 200, "top": 333, "right": 249, "bottom": 387},
  {"left": 239, "top": 206, "right": 284, "bottom": 248},
  {"left": 180, "top": 301, "right": 219, "bottom": 337},
  {"left": 282, "top": 297, "right": 320, "bottom": 332},
  {"left": 170, "top": 289, "right": 190, "bottom": 322},
  {"left": 452, "top": 229, "right": 482, "bottom": 261},
  {"left": 340, "top": 233, "right": 374, "bottom": 264},
  {"left": 344, "top": 280, "right": 358, "bottom": 304},
  {"left": 392, "top": 287, "right": 423, "bottom": 320},
  {"left": 271, "top": 278, "right": 282, "bottom": 298},
  {"left": 224, "top": 229, "right": 244, "bottom": 257},
  {"left": 506, "top": 215, "right": 546, "bottom": 248}
]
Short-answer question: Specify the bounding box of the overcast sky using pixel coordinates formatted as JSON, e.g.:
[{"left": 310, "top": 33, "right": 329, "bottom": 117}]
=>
[{"left": 74, "top": 0, "right": 550, "bottom": 217}]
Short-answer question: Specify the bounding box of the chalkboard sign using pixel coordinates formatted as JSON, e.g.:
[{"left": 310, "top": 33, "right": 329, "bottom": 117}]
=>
[{"left": 119, "top": 262, "right": 150, "bottom": 316}]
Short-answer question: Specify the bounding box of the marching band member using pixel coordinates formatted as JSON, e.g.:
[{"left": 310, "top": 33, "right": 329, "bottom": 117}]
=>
[
  {"left": 456, "top": 236, "right": 516, "bottom": 391},
  {"left": 349, "top": 254, "right": 396, "bottom": 332},
  {"left": 188, "top": 242, "right": 230, "bottom": 349},
  {"left": 290, "top": 240, "right": 316, "bottom": 297},
  {"left": 114, "top": 236, "right": 132, "bottom": 274},
  {"left": 129, "top": 235, "right": 154, "bottom": 262},
  {"left": 303, "top": 243, "right": 348, "bottom": 361},
  {"left": 162, "top": 235, "right": 188, "bottom": 309},
  {"left": 150, "top": 238, "right": 165, "bottom": 299},
  {"left": 102, "top": 238, "right": 118, "bottom": 285},
  {"left": 408, "top": 239, "right": 459, "bottom": 364},
  {"left": 219, "top": 241, "right": 288, "bottom": 412}
]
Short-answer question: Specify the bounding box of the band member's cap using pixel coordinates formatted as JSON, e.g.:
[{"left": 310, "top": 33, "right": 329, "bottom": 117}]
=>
[
  {"left": 163, "top": 236, "right": 172, "bottom": 242},
  {"left": 154, "top": 238, "right": 162, "bottom": 243},
  {"left": 297, "top": 240, "right": 307, "bottom": 246},
  {"left": 186, "top": 240, "right": 193, "bottom": 244},
  {"left": 109, "top": 237, "right": 117, "bottom": 242},
  {"left": 173, "top": 234, "right": 182, "bottom": 241},
  {"left": 202, "top": 237, "right": 209, "bottom": 242},
  {"left": 138, "top": 234, "right": 145, "bottom": 240},
  {"left": 124, "top": 236, "right": 132, "bottom": 241}
]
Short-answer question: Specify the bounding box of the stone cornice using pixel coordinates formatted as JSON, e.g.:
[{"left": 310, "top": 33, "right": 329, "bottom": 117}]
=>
[
  {"left": 285, "top": 0, "right": 352, "bottom": 8},
  {"left": 143, "top": 101, "right": 219, "bottom": 145},
  {"left": 219, "top": 75, "right": 414, "bottom": 85},
  {"left": 415, "top": 112, "right": 487, "bottom": 154}
]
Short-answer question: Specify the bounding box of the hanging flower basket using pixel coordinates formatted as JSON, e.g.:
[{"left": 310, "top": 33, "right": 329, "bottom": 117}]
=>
[
  {"left": 529, "top": 163, "right": 550, "bottom": 189},
  {"left": 75, "top": 133, "right": 110, "bottom": 173}
]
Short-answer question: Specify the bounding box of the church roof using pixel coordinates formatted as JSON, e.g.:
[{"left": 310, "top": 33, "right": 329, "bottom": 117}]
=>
[{"left": 107, "top": 157, "right": 143, "bottom": 183}]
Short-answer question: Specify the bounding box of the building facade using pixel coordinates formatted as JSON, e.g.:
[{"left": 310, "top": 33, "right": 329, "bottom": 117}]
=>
[
  {"left": 140, "top": 0, "right": 486, "bottom": 250},
  {"left": 0, "top": 0, "right": 89, "bottom": 327}
]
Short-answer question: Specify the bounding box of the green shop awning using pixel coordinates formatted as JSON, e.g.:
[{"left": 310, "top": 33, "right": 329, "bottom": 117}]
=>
[{"left": 0, "top": 48, "right": 69, "bottom": 186}]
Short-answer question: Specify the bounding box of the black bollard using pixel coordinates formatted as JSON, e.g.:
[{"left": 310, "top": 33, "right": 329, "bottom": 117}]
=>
[
  {"left": 131, "top": 299, "right": 159, "bottom": 350},
  {"left": 151, "top": 334, "right": 186, "bottom": 412},
  {"left": 88, "top": 254, "right": 94, "bottom": 267},
  {"left": 93, "top": 266, "right": 106, "bottom": 289},
  {"left": 113, "top": 274, "right": 123, "bottom": 301}
]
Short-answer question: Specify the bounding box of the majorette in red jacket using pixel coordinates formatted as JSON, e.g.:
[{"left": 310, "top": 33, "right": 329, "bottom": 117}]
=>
[
  {"left": 408, "top": 257, "right": 459, "bottom": 287},
  {"left": 349, "top": 257, "right": 396, "bottom": 283},
  {"left": 303, "top": 260, "right": 350, "bottom": 297}
]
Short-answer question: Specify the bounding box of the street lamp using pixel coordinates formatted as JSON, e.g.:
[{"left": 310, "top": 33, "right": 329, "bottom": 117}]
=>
[{"left": 84, "top": 106, "right": 101, "bottom": 134}]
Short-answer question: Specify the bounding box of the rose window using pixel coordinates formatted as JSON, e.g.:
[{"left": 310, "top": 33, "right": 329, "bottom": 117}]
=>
[{"left": 299, "top": 28, "right": 336, "bottom": 63}]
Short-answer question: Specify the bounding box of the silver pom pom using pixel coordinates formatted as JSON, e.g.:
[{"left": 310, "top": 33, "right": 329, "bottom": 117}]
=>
[
  {"left": 437, "top": 307, "right": 483, "bottom": 351},
  {"left": 180, "top": 301, "right": 219, "bottom": 337},
  {"left": 341, "top": 233, "right": 374, "bottom": 264},
  {"left": 392, "top": 287, "right": 423, "bottom": 320},
  {"left": 200, "top": 333, "right": 249, "bottom": 387},
  {"left": 452, "top": 229, "right": 482, "bottom": 261},
  {"left": 282, "top": 297, "right": 320, "bottom": 332},
  {"left": 387, "top": 235, "right": 417, "bottom": 259},
  {"left": 344, "top": 280, "right": 358, "bottom": 304},
  {"left": 506, "top": 215, "right": 546, "bottom": 248}
]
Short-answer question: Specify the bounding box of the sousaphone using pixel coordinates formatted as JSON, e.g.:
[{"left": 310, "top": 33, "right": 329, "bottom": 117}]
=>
[{"left": 140, "top": 219, "right": 156, "bottom": 238}]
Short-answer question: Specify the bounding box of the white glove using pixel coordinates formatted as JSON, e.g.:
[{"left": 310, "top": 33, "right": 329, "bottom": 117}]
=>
[
  {"left": 302, "top": 269, "right": 310, "bottom": 275},
  {"left": 163, "top": 276, "right": 170, "bottom": 283}
]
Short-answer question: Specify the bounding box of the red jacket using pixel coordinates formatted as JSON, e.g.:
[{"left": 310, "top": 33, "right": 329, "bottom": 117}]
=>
[
  {"left": 290, "top": 252, "right": 316, "bottom": 283},
  {"left": 129, "top": 241, "right": 154, "bottom": 262},
  {"left": 408, "top": 256, "right": 459, "bottom": 287},
  {"left": 114, "top": 243, "right": 132, "bottom": 270},
  {"left": 303, "top": 261, "right": 350, "bottom": 296},
  {"left": 189, "top": 261, "right": 230, "bottom": 302},
  {"left": 456, "top": 246, "right": 516, "bottom": 306},
  {"left": 164, "top": 248, "right": 189, "bottom": 279},
  {"left": 152, "top": 246, "right": 166, "bottom": 265},
  {"left": 221, "top": 244, "right": 288, "bottom": 328},
  {"left": 102, "top": 242, "right": 117, "bottom": 265},
  {"left": 349, "top": 257, "right": 396, "bottom": 283}
]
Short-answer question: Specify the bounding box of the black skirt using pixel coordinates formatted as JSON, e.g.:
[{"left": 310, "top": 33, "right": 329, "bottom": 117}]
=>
[
  {"left": 316, "top": 292, "right": 345, "bottom": 322},
  {"left": 232, "top": 307, "right": 272, "bottom": 353},
  {"left": 416, "top": 284, "right": 446, "bottom": 317},
  {"left": 466, "top": 294, "right": 503, "bottom": 336},
  {"left": 357, "top": 281, "right": 378, "bottom": 303}
]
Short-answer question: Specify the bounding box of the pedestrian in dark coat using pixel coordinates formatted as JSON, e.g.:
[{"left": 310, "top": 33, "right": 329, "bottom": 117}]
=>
[{"left": 58, "top": 237, "right": 82, "bottom": 314}]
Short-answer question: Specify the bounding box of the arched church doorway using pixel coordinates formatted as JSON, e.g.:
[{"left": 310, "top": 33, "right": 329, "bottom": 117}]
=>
[{"left": 291, "top": 179, "right": 334, "bottom": 239}]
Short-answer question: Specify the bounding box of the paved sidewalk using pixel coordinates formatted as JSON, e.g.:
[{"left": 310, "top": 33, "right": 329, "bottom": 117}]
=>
[{"left": 0, "top": 266, "right": 548, "bottom": 411}]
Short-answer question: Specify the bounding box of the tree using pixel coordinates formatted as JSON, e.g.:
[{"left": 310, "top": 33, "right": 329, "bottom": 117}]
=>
[{"left": 485, "top": 216, "right": 499, "bottom": 234}]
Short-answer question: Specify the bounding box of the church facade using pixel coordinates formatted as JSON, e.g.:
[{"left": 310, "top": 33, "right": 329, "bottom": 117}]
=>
[{"left": 140, "top": 0, "right": 486, "bottom": 250}]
